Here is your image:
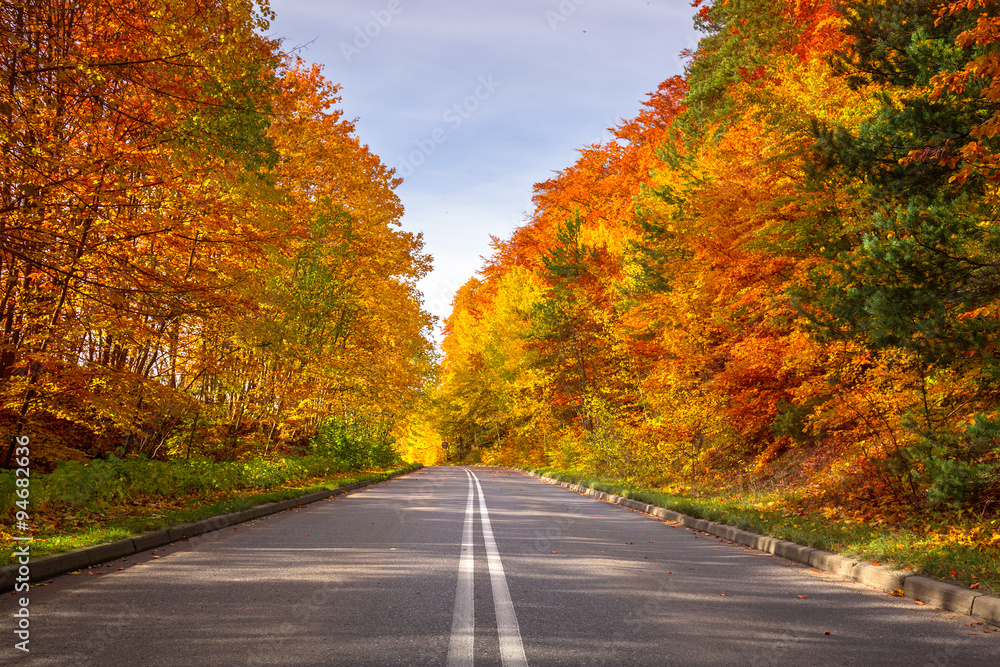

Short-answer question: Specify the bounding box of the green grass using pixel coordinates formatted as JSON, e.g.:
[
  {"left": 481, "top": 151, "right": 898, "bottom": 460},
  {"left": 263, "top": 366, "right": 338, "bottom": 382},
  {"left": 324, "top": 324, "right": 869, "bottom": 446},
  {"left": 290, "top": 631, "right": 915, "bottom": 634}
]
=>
[
  {"left": 525, "top": 466, "right": 1000, "bottom": 595},
  {"left": 1, "top": 464, "right": 421, "bottom": 566}
]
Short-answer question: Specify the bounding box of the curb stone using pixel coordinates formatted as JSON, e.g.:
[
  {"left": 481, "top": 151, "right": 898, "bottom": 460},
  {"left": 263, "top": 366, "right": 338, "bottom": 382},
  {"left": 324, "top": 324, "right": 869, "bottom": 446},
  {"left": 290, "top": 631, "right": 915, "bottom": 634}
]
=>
[
  {"left": 0, "top": 566, "right": 15, "bottom": 591},
  {"left": 904, "top": 575, "right": 981, "bottom": 615},
  {"left": 525, "top": 470, "right": 999, "bottom": 626},
  {"left": 708, "top": 523, "right": 734, "bottom": 540},
  {"left": 31, "top": 548, "right": 91, "bottom": 581},
  {"left": 808, "top": 550, "right": 858, "bottom": 577},
  {"left": 0, "top": 468, "right": 417, "bottom": 593},
  {"left": 771, "top": 540, "right": 815, "bottom": 565},
  {"left": 972, "top": 595, "right": 1000, "bottom": 625},
  {"left": 849, "top": 562, "right": 908, "bottom": 593},
  {"left": 167, "top": 523, "right": 199, "bottom": 542},
  {"left": 684, "top": 517, "right": 712, "bottom": 532},
  {"left": 85, "top": 539, "right": 136, "bottom": 566},
  {"left": 131, "top": 530, "right": 171, "bottom": 553}
]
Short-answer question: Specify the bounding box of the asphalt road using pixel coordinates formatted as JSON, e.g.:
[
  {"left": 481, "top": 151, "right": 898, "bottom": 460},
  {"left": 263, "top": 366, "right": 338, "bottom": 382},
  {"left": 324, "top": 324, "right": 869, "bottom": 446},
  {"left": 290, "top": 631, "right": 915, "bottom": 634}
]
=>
[{"left": 2, "top": 466, "right": 999, "bottom": 666}]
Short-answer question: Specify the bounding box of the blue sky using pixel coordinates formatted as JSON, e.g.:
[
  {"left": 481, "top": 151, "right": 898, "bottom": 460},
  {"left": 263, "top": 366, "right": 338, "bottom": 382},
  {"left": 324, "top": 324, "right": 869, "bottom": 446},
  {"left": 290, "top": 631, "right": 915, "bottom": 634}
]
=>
[{"left": 266, "top": 0, "right": 701, "bottom": 339}]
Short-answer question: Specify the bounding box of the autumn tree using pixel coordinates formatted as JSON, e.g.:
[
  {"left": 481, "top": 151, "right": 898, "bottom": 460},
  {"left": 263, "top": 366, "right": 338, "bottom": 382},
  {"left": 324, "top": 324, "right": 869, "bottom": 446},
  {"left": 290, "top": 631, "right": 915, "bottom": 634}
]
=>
[
  {"left": 807, "top": 0, "right": 1000, "bottom": 504},
  {"left": 0, "top": 1, "right": 434, "bottom": 468}
]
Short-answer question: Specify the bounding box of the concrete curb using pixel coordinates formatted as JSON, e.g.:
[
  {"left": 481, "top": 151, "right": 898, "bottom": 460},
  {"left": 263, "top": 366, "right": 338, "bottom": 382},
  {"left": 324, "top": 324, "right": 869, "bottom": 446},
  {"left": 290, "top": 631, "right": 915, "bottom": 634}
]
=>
[
  {"left": 1, "top": 467, "right": 417, "bottom": 593},
  {"left": 904, "top": 575, "right": 980, "bottom": 615},
  {"left": 849, "top": 562, "right": 908, "bottom": 593},
  {"left": 525, "top": 470, "right": 999, "bottom": 626}
]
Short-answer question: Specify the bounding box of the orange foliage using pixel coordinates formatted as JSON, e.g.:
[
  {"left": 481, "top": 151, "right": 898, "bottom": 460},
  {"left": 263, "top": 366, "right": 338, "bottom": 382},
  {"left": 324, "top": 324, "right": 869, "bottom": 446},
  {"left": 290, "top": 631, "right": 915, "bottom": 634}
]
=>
[
  {"left": 430, "top": 0, "right": 1000, "bottom": 517},
  {"left": 0, "top": 1, "right": 433, "bottom": 466}
]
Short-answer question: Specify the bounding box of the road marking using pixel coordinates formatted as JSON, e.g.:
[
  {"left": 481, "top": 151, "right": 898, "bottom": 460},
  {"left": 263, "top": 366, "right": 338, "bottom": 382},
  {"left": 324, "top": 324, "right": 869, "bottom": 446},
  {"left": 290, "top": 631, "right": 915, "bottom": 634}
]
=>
[
  {"left": 471, "top": 470, "right": 528, "bottom": 667},
  {"left": 447, "top": 471, "right": 475, "bottom": 667}
]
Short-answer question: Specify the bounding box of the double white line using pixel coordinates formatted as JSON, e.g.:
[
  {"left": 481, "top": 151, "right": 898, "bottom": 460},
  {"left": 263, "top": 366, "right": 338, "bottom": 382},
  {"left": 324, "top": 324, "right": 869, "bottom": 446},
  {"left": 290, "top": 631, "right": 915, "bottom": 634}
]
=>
[{"left": 447, "top": 468, "right": 528, "bottom": 667}]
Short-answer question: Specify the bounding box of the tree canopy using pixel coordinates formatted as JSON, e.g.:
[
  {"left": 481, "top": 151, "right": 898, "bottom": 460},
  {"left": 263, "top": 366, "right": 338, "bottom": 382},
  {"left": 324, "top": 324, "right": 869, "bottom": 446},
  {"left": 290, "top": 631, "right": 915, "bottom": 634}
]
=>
[{"left": 418, "top": 0, "right": 1000, "bottom": 514}]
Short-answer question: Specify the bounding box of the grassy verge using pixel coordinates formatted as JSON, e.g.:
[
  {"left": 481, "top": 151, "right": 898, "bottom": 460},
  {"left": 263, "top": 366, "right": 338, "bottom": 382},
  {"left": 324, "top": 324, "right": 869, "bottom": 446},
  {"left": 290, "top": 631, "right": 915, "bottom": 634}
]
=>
[
  {"left": 525, "top": 465, "right": 1000, "bottom": 595},
  {"left": 1, "top": 464, "right": 421, "bottom": 566}
]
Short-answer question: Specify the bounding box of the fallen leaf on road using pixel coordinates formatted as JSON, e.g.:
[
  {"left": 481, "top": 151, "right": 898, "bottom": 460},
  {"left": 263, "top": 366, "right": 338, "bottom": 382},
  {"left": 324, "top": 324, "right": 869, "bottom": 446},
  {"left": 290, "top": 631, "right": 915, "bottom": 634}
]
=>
[
  {"left": 798, "top": 595, "right": 807, "bottom": 599},
  {"left": 971, "top": 583, "right": 980, "bottom": 589},
  {"left": 823, "top": 632, "right": 831, "bottom": 636},
  {"left": 872, "top": 561, "right": 880, "bottom": 567},
  {"left": 720, "top": 591, "right": 726, "bottom": 596},
  {"left": 914, "top": 600, "right": 925, "bottom": 605}
]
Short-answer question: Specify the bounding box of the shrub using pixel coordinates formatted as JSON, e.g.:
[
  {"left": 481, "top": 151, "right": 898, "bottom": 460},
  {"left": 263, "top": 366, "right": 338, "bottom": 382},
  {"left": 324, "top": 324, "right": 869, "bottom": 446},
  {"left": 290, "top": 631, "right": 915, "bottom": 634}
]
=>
[{"left": 310, "top": 417, "right": 401, "bottom": 471}]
